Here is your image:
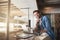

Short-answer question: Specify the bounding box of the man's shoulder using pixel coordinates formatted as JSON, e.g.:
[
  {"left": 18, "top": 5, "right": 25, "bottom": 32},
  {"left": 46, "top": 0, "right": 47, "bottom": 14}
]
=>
[{"left": 42, "top": 16, "right": 48, "bottom": 19}]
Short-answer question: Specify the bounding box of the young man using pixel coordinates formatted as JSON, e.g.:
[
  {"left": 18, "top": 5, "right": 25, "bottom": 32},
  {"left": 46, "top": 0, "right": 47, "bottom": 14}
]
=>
[{"left": 33, "top": 10, "right": 55, "bottom": 40}]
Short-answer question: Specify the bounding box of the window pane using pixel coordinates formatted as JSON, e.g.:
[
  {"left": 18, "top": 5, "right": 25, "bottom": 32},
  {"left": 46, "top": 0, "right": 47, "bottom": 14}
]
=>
[{"left": 0, "top": 0, "right": 8, "bottom": 40}]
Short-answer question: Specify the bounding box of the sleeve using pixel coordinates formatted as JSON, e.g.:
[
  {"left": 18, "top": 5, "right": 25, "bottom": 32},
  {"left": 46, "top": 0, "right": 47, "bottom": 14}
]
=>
[
  {"left": 43, "top": 16, "right": 52, "bottom": 31},
  {"left": 43, "top": 16, "right": 55, "bottom": 40}
]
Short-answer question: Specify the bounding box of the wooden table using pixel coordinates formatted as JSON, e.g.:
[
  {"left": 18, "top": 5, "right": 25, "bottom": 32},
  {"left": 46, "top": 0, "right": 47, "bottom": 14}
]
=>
[{"left": 15, "top": 33, "right": 33, "bottom": 40}]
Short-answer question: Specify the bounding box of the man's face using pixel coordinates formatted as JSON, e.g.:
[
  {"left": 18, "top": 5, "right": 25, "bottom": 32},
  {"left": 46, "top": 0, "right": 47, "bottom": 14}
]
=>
[{"left": 34, "top": 12, "right": 40, "bottom": 19}]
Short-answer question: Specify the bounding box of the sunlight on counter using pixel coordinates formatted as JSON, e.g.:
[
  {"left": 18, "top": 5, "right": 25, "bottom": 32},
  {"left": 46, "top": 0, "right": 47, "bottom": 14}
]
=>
[{"left": 0, "top": 22, "right": 23, "bottom": 33}]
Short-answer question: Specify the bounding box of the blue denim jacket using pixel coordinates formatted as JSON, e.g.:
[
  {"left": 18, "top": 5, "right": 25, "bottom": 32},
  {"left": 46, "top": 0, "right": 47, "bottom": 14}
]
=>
[{"left": 41, "top": 16, "right": 55, "bottom": 40}]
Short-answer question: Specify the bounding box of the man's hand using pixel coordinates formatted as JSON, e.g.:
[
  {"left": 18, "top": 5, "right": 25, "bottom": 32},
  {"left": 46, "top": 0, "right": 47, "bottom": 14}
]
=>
[{"left": 36, "top": 19, "right": 40, "bottom": 23}]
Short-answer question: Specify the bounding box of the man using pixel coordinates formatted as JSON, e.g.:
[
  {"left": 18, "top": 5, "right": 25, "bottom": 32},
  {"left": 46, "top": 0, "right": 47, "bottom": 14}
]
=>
[{"left": 33, "top": 10, "right": 55, "bottom": 40}]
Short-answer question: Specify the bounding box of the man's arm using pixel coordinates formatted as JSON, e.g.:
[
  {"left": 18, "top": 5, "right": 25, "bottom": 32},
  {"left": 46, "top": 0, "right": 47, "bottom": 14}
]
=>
[
  {"left": 44, "top": 16, "right": 52, "bottom": 31},
  {"left": 40, "top": 16, "right": 51, "bottom": 33}
]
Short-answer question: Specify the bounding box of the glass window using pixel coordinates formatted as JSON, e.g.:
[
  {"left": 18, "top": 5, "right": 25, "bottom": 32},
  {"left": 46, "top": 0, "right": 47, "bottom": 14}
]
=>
[{"left": 0, "top": 0, "right": 8, "bottom": 40}]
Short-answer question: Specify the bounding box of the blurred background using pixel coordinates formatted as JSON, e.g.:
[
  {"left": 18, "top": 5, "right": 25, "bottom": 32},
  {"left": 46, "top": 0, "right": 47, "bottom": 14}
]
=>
[{"left": 0, "top": 0, "right": 60, "bottom": 40}]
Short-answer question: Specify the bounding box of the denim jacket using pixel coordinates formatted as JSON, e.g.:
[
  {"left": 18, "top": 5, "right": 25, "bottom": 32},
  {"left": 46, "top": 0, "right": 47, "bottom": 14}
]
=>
[{"left": 41, "top": 16, "right": 55, "bottom": 40}]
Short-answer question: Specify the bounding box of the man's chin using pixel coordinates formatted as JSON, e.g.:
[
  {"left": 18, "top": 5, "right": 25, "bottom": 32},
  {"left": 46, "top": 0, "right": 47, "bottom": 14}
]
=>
[{"left": 36, "top": 17, "right": 40, "bottom": 19}]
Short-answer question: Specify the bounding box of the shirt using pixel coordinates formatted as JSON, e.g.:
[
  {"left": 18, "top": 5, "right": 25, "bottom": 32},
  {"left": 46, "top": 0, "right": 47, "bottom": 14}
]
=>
[{"left": 41, "top": 16, "right": 55, "bottom": 40}]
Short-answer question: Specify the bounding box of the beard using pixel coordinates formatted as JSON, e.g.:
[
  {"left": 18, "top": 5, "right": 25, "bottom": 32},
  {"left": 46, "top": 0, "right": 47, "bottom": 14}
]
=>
[{"left": 36, "top": 16, "right": 41, "bottom": 19}]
